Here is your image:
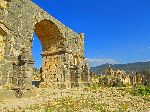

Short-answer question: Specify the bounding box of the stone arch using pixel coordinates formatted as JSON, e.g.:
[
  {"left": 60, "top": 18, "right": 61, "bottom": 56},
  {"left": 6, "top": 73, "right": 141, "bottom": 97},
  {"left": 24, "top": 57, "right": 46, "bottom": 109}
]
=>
[
  {"left": 32, "top": 19, "right": 66, "bottom": 87},
  {"left": 34, "top": 19, "right": 64, "bottom": 51}
]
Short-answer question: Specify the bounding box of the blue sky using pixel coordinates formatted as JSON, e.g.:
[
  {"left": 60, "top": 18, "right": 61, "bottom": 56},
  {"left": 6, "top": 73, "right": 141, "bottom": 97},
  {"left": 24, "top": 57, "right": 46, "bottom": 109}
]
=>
[{"left": 32, "top": 0, "right": 150, "bottom": 68}]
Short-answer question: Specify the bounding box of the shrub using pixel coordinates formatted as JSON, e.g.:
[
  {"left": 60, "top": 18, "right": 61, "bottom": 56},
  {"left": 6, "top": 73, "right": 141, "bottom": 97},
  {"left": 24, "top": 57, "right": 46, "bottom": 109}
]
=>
[{"left": 130, "top": 86, "right": 150, "bottom": 96}]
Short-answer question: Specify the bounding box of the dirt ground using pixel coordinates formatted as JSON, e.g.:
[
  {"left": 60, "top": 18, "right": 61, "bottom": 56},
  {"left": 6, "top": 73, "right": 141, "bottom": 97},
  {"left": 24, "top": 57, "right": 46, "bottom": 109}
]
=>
[{"left": 0, "top": 87, "right": 150, "bottom": 112}]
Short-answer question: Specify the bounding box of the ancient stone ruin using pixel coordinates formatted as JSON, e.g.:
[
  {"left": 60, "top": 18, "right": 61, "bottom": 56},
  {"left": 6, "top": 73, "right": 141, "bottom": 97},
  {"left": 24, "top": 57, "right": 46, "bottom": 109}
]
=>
[
  {"left": 0, "top": 0, "right": 89, "bottom": 90},
  {"left": 90, "top": 66, "right": 150, "bottom": 87},
  {"left": 131, "top": 71, "right": 150, "bottom": 86},
  {"left": 89, "top": 67, "right": 132, "bottom": 87}
]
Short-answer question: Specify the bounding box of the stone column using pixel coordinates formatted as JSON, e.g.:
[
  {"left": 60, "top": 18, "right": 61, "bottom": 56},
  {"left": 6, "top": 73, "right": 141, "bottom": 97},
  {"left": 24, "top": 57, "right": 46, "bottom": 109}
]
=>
[
  {"left": 1, "top": 34, "right": 13, "bottom": 89},
  {"left": 63, "top": 53, "right": 71, "bottom": 89},
  {"left": 21, "top": 48, "right": 34, "bottom": 89}
]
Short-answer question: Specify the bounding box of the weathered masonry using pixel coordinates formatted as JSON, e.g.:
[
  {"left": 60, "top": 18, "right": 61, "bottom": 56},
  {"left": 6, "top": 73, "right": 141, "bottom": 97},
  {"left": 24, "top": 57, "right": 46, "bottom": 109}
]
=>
[{"left": 0, "top": 0, "right": 89, "bottom": 89}]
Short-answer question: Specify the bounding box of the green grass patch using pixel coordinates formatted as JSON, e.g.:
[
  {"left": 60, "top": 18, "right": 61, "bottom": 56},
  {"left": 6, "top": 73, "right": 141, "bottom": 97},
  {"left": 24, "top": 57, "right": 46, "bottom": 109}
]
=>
[{"left": 130, "top": 86, "right": 150, "bottom": 96}]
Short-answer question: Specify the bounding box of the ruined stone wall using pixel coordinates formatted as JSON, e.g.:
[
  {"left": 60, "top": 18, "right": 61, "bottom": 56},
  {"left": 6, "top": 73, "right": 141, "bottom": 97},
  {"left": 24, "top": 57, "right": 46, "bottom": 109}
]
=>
[{"left": 0, "top": 0, "right": 89, "bottom": 89}]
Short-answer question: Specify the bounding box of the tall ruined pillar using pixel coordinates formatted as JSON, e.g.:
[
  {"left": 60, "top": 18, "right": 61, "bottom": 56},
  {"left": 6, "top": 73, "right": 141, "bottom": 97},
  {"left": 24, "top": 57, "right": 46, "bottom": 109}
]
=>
[
  {"left": 21, "top": 48, "right": 34, "bottom": 89},
  {"left": 11, "top": 48, "right": 34, "bottom": 90},
  {"left": 64, "top": 52, "right": 71, "bottom": 89},
  {"left": 78, "top": 33, "right": 86, "bottom": 88},
  {"left": 0, "top": 28, "right": 14, "bottom": 90},
  {"left": 83, "top": 60, "right": 90, "bottom": 83}
]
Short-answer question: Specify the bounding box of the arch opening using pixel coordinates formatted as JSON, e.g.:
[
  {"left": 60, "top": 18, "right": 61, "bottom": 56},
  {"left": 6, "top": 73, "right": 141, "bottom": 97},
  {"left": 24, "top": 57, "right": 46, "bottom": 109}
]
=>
[
  {"left": 32, "top": 19, "right": 66, "bottom": 88},
  {"left": 32, "top": 33, "right": 42, "bottom": 69}
]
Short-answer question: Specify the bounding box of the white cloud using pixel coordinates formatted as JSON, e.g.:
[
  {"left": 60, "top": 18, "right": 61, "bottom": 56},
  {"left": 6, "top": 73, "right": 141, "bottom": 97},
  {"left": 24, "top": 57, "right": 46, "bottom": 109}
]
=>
[
  {"left": 86, "top": 58, "right": 118, "bottom": 67},
  {"left": 139, "top": 46, "right": 150, "bottom": 52}
]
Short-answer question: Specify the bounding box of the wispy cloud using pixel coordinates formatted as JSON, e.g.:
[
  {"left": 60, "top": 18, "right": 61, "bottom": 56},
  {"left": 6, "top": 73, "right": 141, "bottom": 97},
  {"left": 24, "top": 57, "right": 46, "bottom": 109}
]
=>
[
  {"left": 86, "top": 58, "right": 118, "bottom": 67},
  {"left": 139, "top": 46, "right": 150, "bottom": 52}
]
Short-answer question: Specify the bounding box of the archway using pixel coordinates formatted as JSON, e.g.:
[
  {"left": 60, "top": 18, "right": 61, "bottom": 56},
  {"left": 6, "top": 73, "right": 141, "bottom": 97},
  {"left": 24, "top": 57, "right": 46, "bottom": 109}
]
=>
[
  {"left": 33, "top": 19, "right": 66, "bottom": 88},
  {"left": 32, "top": 33, "right": 42, "bottom": 87},
  {"left": 32, "top": 33, "right": 42, "bottom": 69}
]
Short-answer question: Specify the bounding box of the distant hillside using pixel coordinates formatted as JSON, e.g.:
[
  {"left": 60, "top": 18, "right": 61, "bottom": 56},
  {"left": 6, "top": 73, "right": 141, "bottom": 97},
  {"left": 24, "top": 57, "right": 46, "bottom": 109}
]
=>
[{"left": 90, "top": 61, "right": 150, "bottom": 74}]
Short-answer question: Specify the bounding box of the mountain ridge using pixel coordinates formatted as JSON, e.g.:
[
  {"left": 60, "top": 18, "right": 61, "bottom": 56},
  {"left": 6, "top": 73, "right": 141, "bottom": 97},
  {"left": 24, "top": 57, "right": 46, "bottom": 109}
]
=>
[{"left": 90, "top": 61, "right": 150, "bottom": 74}]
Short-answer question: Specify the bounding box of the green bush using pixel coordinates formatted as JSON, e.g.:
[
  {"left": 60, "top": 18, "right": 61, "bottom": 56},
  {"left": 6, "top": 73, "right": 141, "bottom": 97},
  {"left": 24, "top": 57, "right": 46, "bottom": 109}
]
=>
[
  {"left": 91, "top": 83, "right": 101, "bottom": 90},
  {"left": 130, "top": 86, "right": 150, "bottom": 96},
  {"left": 45, "top": 106, "right": 53, "bottom": 112}
]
